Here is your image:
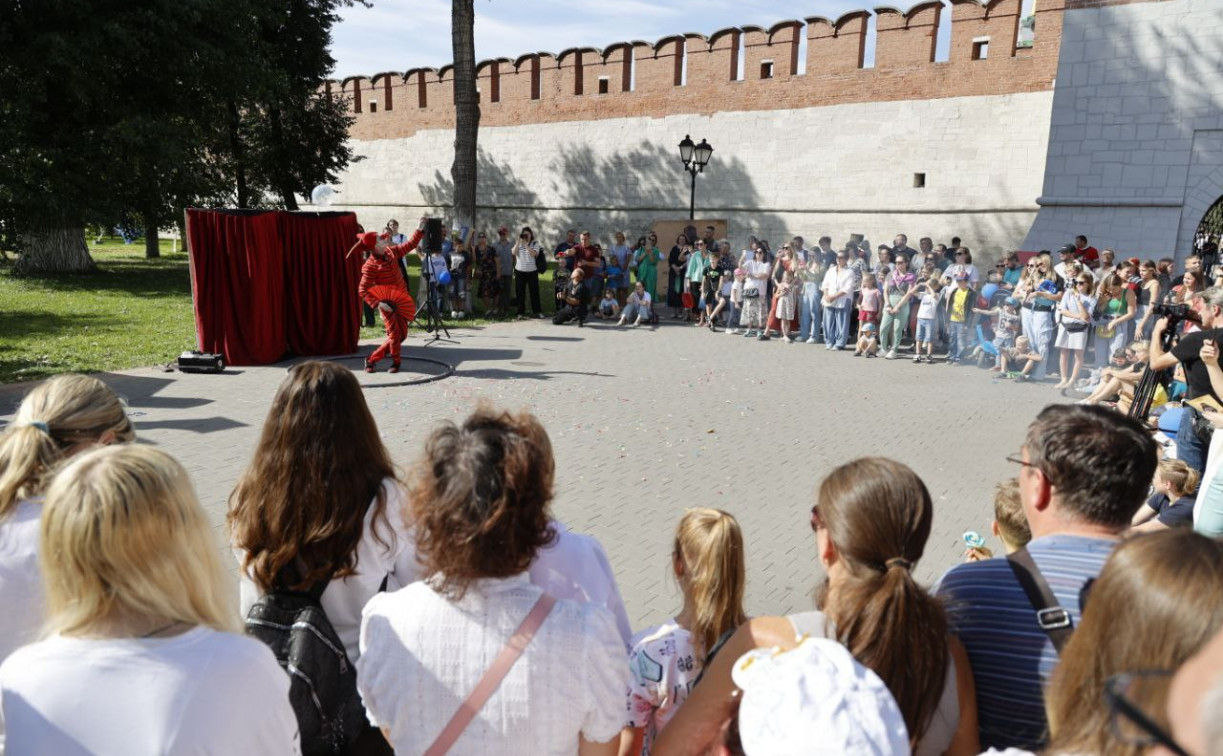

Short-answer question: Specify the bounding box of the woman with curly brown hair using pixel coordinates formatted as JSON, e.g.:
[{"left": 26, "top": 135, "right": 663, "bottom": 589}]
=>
[
  {"left": 355, "top": 405, "right": 626, "bottom": 756},
  {"left": 229, "top": 360, "right": 418, "bottom": 667}
]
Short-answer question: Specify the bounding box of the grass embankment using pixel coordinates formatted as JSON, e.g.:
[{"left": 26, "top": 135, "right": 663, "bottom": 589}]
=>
[{"left": 0, "top": 240, "right": 557, "bottom": 384}]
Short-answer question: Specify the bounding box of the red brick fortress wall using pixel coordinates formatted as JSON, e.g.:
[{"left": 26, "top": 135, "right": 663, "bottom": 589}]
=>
[{"left": 330, "top": 0, "right": 1066, "bottom": 142}]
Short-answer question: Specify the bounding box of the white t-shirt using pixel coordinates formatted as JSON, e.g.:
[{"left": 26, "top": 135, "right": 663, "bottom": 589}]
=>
[
  {"left": 0, "top": 626, "right": 301, "bottom": 756},
  {"left": 0, "top": 498, "right": 44, "bottom": 752},
  {"left": 917, "top": 291, "right": 941, "bottom": 320},
  {"left": 530, "top": 521, "right": 632, "bottom": 645},
  {"left": 238, "top": 480, "right": 419, "bottom": 664},
  {"left": 744, "top": 260, "right": 770, "bottom": 295},
  {"left": 626, "top": 619, "right": 701, "bottom": 755},
  {"left": 821, "top": 267, "right": 855, "bottom": 309},
  {"left": 357, "top": 574, "right": 626, "bottom": 756}
]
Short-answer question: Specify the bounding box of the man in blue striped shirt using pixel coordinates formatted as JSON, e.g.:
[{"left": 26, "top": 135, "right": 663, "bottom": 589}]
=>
[{"left": 936, "top": 405, "right": 1157, "bottom": 751}]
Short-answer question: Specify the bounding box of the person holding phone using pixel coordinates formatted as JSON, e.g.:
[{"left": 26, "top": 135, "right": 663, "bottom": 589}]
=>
[{"left": 513, "top": 227, "right": 544, "bottom": 319}]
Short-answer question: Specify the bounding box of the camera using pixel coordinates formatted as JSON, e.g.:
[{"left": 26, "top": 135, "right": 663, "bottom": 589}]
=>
[{"left": 1154, "top": 302, "right": 1200, "bottom": 325}]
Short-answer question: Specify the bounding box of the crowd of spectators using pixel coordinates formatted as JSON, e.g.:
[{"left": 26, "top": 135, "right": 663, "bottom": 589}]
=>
[{"left": 2, "top": 364, "right": 1223, "bottom": 755}]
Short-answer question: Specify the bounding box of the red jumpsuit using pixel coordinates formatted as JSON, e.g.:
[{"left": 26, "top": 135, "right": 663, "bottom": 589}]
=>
[{"left": 358, "top": 229, "right": 423, "bottom": 367}]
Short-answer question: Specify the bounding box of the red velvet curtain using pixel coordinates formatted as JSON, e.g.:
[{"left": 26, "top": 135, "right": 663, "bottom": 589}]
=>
[
  {"left": 187, "top": 209, "right": 286, "bottom": 366},
  {"left": 281, "top": 212, "right": 361, "bottom": 357},
  {"left": 186, "top": 209, "right": 359, "bottom": 366}
]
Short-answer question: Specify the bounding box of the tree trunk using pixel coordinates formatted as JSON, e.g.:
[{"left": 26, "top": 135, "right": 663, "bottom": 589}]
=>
[
  {"left": 269, "top": 108, "right": 300, "bottom": 210},
  {"left": 228, "top": 100, "right": 249, "bottom": 208},
  {"left": 450, "top": 0, "right": 480, "bottom": 233},
  {"left": 14, "top": 227, "right": 96, "bottom": 275},
  {"left": 143, "top": 213, "right": 160, "bottom": 259}
]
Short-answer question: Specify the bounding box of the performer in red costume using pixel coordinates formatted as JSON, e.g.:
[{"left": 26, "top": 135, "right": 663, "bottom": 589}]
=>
[{"left": 352, "top": 216, "right": 427, "bottom": 373}]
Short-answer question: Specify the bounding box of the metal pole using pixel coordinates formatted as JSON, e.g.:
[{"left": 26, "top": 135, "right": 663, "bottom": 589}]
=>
[{"left": 689, "top": 167, "right": 696, "bottom": 220}]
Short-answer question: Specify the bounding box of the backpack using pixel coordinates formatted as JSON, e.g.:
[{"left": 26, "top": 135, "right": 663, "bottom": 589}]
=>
[
  {"left": 245, "top": 577, "right": 367, "bottom": 756},
  {"left": 535, "top": 249, "right": 548, "bottom": 274}
]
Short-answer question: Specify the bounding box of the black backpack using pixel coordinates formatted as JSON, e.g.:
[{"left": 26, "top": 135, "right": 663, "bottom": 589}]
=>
[{"left": 245, "top": 577, "right": 367, "bottom": 756}]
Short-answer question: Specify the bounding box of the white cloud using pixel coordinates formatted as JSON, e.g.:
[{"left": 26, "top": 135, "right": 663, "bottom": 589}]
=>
[{"left": 329, "top": 0, "right": 953, "bottom": 79}]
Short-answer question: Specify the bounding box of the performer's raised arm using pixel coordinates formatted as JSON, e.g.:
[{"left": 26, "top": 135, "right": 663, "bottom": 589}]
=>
[{"left": 386, "top": 216, "right": 429, "bottom": 260}]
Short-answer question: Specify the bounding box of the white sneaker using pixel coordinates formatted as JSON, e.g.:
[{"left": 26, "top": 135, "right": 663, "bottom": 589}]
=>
[
  {"left": 886, "top": 350, "right": 897, "bottom": 360},
  {"left": 632, "top": 320, "right": 642, "bottom": 327},
  {"left": 726, "top": 329, "right": 738, "bottom": 335},
  {"left": 617, "top": 318, "right": 626, "bottom": 326},
  {"left": 912, "top": 354, "right": 921, "bottom": 363},
  {"left": 805, "top": 338, "right": 815, "bottom": 344},
  {"left": 784, "top": 337, "right": 794, "bottom": 343}
]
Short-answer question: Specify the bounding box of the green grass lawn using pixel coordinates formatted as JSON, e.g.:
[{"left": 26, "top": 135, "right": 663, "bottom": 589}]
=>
[{"left": 0, "top": 239, "right": 560, "bottom": 384}]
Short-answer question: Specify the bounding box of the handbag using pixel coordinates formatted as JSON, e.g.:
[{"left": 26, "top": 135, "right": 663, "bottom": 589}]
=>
[
  {"left": 1063, "top": 292, "right": 1089, "bottom": 332},
  {"left": 422, "top": 593, "right": 556, "bottom": 756}
]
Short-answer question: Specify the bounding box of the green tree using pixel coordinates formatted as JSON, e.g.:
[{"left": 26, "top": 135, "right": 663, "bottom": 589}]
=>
[{"left": 0, "top": 0, "right": 358, "bottom": 273}]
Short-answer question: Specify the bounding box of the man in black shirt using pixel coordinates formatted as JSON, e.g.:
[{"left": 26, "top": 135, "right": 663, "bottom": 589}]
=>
[
  {"left": 553, "top": 268, "right": 591, "bottom": 326},
  {"left": 1149, "top": 287, "right": 1223, "bottom": 471}
]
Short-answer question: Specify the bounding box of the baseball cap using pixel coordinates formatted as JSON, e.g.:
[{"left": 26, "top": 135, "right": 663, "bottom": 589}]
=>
[
  {"left": 497, "top": 225, "right": 508, "bottom": 233},
  {"left": 355, "top": 231, "right": 380, "bottom": 249},
  {"left": 864, "top": 322, "right": 877, "bottom": 332},
  {"left": 1004, "top": 297, "right": 1018, "bottom": 307},
  {"left": 954, "top": 272, "right": 970, "bottom": 281},
  {"left": 731, "top": 637, "right": 911, "bottom": 755},
  {"left": 1058, "top": 244, "right": 1078, "bottom": 255}
]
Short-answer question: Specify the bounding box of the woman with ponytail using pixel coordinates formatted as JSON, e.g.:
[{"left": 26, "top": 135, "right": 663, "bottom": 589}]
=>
[
  {"left": 653, "top": 458, "right": 979, "bottom": 756},
  {"left": 0, "top": 375, "right": 134, "bottom": 659},
  {"left": 0, "top": 374, "right": 134, "bottom": 751},
  {"left": 622, "top": 508, "right": 747, "bottom": 756}
]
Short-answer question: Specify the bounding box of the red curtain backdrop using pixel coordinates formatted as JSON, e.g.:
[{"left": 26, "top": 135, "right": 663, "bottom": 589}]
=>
[
  {"left": 281, "top": 212, "right": 361, "bottom": 357},
  {"left": 186, "top": 209, "right": 359, "bottom": 366}
]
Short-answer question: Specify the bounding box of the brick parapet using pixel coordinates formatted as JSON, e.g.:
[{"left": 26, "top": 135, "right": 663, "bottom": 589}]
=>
[{"left": 331, "top": 0, "right": 1066, "bottom": 141}]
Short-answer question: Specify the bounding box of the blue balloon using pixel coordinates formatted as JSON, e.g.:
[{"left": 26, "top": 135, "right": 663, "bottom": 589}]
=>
[
  {"left": 981, "top": 283, "right": 999, "bottom": 302},
  {"left": 437, "top": 269, "right": 452, "bottom": 285}
]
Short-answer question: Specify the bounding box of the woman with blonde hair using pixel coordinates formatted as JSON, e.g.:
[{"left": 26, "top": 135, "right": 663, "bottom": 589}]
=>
[
  {"left": 0, "top": 374, "right": 134, "bottom": 712},
  {"left": 1131, "top": 458, "right": 1199, "bottom": 532},
  {"left": 622, "top": 508, "right": 747, "bottom": 756},
  {"left": 229, "top": 360, "right": 418, "bottom": 666},
  {"left": 356, "top": 405, "right": 626, "bottom": 756},
  {"left": 654, "top": 458, "right": 979, "bottom": 756},
  {"left": 0, "top": 445, "right": 299, "bottom": 754},
  {"left": 1020, "top": 252, "right": 1059, "bottom": 381},
  {"left": 1045, "top": 529, "right": 1223, "bottom": 756}
]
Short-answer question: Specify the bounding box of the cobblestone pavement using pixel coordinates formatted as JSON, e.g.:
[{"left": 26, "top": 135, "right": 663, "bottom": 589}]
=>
[{"left": 0, "top": 319, "right": 1060, "bottom": 631}]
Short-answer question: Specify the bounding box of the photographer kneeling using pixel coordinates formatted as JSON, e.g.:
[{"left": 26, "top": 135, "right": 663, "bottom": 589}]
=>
[
  {"left": 554, "top": 267, "right": 591, "bottom": 326},
  {"left": 1148, "top": 287, "right": 1223, "bottom": 472}
]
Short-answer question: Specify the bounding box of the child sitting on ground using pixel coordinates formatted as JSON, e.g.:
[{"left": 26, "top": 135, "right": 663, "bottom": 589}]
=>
[
  {"left": 854, "top": 321, "right": 879, "bottom": 357},
  {"left": 596, "top": 288, "right": 620, "bottom": 320},
  {"left": 973, "top": 297, "right": 1021, "bottom": 371},
  {"left": 1131, "top": 458, "right": 1199, "bottom": 532},
  {"left": 623, "top": 509, "right": 747, "bottom": 756},
  {"left": 1001, "top": 335, "right": 1043, "bottom": 381},
  {"left": 965, "top": 478, "right": 1031, "bottom": 561}
]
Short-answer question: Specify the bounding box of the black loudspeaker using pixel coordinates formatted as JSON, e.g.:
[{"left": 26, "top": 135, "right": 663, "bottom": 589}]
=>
[
  {"left": 177, "top": 351, "right": 226, "bottom": 374},
  {"left": 424, "top": 218, "right": 445, "bottom": 252}
]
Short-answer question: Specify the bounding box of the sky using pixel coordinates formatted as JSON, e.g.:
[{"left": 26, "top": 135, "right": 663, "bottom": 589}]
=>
[{"left": 328, "top": 0, "right": 956, "bottom": 80}]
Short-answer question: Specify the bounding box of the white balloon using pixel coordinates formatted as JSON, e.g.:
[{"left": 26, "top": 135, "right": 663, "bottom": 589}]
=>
[{"left": 310, "top": 184, "right": 335, "bottom": 207}]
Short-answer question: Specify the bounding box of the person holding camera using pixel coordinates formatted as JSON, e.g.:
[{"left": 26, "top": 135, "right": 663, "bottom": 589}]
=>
[
  {"left": 513, "top": 227, "right": 544, "bottom": 319},
  {"left": 553, "top": 268, "right": 591, "bottom": 326},
  {"left": 1148, "top": 287, "right": 1223, "bottom": 472}
]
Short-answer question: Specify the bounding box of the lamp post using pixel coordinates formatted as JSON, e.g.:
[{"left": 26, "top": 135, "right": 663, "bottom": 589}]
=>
[{"left": 678, "top": 135, "right": 714, "bottom": 220}]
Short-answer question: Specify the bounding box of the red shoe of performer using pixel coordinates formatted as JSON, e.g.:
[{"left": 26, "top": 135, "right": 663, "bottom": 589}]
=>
[
  {"left": 364, "top": 362, "right": 376, "bottom": 373},
  {"left": 388, "top": 362, "right": 401, "bottom": 374}
]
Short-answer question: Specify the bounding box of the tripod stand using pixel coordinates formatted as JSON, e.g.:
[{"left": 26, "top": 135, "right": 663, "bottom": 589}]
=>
[
  {"left": 1129, "top": 316, "right": 1181, "bottom": 421},
  {"left": 414, "top": 255, "right": 458, "bottom": 347}
]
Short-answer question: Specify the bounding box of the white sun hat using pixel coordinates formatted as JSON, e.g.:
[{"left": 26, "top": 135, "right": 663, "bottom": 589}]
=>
[{"left": 730, "top": 636, "right": 911, "bottom": 756}]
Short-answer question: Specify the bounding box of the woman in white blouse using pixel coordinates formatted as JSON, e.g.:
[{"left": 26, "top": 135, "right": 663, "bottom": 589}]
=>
[
  {"left": 0, "top": 374, "right": 135, "bottom": 752},
  {"left": 357, "top": 405, "right": 626, "bottom": 756},
  {"left": 0, "top": 445, "right": 299, "bottom": 755}
]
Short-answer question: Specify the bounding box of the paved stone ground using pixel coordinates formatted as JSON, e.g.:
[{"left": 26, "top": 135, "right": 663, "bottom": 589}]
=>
[{"left": 0, "top": 319, "right": 1060, "bottom": 631}]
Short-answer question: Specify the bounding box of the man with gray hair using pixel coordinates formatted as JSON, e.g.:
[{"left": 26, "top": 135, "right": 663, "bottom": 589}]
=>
[{"left": 1148, "top": 286, "right": 1223, "bottom": 472}]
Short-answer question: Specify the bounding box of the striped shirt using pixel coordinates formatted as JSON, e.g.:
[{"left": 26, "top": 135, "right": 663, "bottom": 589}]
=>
[{"left": 934, "top": 535, "right": 1118, "bottom": 751}]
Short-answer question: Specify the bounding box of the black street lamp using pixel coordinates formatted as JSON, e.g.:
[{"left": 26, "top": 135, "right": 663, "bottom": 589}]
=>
[{"left": 678, "top": 135, "right": 714, "bottom": 220}]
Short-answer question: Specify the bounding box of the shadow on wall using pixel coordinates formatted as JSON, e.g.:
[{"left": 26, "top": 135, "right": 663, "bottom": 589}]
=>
[{"left": 416, "top": 141, "right": 787, "bottom": 248}]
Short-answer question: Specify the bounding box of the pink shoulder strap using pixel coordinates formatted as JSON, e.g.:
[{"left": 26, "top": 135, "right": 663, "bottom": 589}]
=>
[{"left": 422, "top": 592, "right": 557, "bottom": 756}]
